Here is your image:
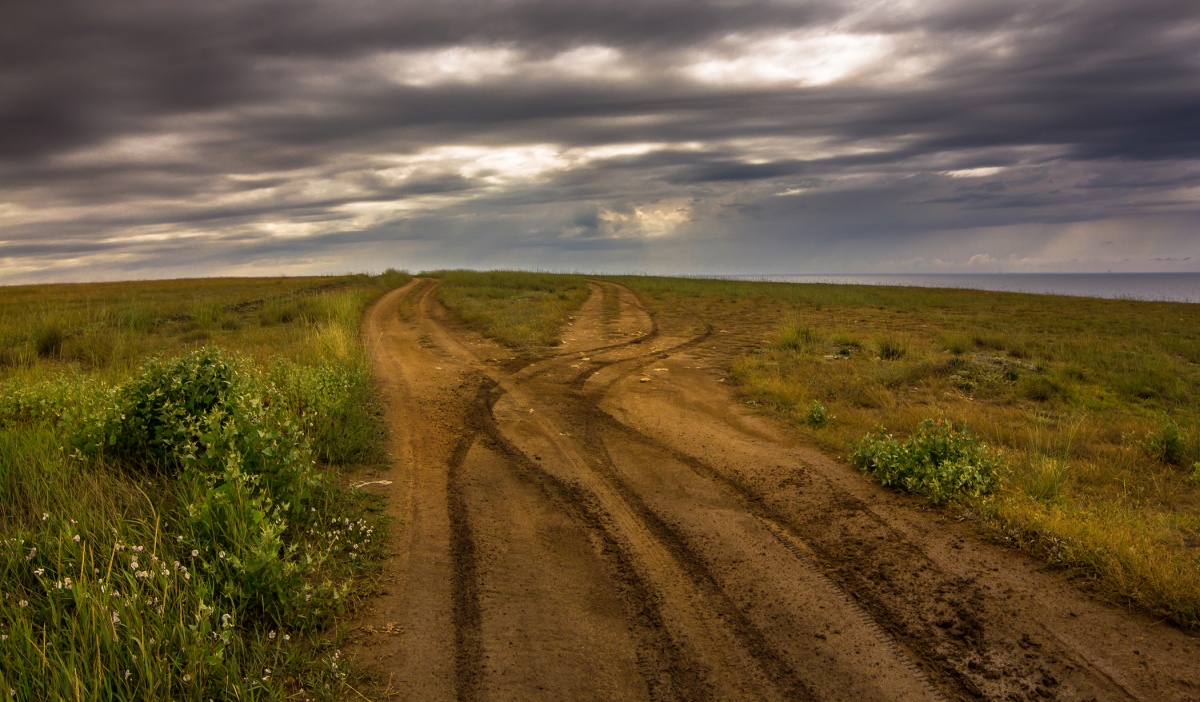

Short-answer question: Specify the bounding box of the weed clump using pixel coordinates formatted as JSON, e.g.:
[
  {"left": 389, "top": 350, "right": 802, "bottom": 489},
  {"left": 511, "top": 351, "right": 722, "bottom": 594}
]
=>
[
  {"left": 1017, "top": 457, "right": 1069, "bottom": 503},
  {"left": 852, "top": 419, "right": 1002, "bottom": 505},
  {"left": 35, "top": 325, "right": 64, "bottom": 359},
  {"left": 1140, "top": 419, "right": 1190, "bottom": 466},
  {"left": 777, "top": 319, "right": 818, "bottom": 351},
  {"left": 876, "top": 336, "right": 908, "bottom": 360}
]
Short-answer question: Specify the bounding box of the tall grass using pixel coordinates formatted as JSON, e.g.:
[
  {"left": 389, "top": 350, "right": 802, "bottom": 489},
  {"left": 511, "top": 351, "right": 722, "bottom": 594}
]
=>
[{"left": 0, "top": 270, "right": 409, "bottom": 699}]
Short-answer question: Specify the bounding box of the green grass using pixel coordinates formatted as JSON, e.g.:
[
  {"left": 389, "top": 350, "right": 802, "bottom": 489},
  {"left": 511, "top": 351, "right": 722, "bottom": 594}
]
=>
[
  {"left": 615, "top": 274, "right": 1200, "bottom": 629},
  {"left": 430, "top": 270, "right": 590, "bottom": 352},
  {"left": 0, "top": 269, "right": 410, "bottom": 700}
]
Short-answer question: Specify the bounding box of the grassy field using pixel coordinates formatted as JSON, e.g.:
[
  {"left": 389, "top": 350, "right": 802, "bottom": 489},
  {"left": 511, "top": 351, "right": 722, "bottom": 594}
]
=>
[
  {"left": 6, "top": 268, "right": 1199, "bottom": 699},
  {"left": 617, "top": 276, "right": 1200, "bottom": 628},
  {"left": 0, "top": 270, "right": 409, "bottom": 700},
  {"left": 431, "top": 270, "right": 590, "bottom": 351}
]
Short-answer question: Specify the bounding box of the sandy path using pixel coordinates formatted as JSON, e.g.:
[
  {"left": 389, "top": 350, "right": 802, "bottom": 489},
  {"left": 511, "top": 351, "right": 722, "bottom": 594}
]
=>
[{"left": 351, "top": 279, "right": 1200, "bottom": 701}]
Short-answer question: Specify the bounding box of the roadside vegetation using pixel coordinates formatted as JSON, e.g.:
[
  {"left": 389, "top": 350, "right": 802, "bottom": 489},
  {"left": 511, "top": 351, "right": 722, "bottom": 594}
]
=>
[
  {"left": 431, "top": 270, "right": 589, "bottom": 352},
  {"left": 0, "top": 270, "right": 409, "bottom": 700},
  {"left": 618, "top": 276, "right": 1200, "bottom": 628}
]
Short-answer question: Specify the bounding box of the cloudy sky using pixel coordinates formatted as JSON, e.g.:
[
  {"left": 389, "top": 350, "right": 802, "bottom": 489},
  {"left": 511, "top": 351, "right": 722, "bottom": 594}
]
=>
[{"left": 2, "top": 0, "right": 1199, "bottom": 283}]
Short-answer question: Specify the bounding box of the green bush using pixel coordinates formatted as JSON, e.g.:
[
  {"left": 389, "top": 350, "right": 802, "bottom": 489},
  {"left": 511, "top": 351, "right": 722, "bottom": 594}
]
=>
[
  {"left": 804, "top": 400, "right": 832, "bottom": 426},
  {"left": 2, "top": 347, "right": 379, "bottom": 699},
  {"left": 1140, "top": 419, "right": 1188, "bottom": 465},
  {"left": 75, "top": 348, "right": 349, "bottom": 623},
  {"left": 851, "top": 419, "right": 1002, "bottom": 504},
  {"left": 80, "top": 347, "right": 236, "bottom": 471}
]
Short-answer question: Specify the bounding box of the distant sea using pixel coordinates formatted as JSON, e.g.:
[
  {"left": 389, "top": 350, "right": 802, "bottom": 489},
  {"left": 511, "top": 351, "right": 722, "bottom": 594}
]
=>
[{"left": 723, "top": 273, "right": 1200, "bottom": 304}]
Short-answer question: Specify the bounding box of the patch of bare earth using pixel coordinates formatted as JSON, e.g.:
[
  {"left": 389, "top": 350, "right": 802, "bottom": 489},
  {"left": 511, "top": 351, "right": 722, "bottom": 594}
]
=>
[{"left": 349, "top": 279, "right": 1200, "bottom": 701}]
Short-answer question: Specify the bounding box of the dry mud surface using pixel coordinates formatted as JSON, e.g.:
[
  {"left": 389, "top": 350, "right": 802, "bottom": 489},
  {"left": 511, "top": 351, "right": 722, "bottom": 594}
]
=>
[{"left": 350, "top": 279, "right": 1200, "bottom": 701}]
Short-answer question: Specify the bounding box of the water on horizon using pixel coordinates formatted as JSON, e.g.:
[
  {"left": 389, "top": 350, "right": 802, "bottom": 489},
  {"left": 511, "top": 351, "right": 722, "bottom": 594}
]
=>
[{"left": 723, "top": 273, "right": 1200, "bottom": 303}]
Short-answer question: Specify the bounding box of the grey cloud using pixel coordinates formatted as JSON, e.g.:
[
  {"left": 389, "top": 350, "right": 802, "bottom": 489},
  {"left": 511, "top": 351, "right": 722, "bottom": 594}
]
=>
[{"left": 2, "top": 0, "right": 1200, "bottom": 282}]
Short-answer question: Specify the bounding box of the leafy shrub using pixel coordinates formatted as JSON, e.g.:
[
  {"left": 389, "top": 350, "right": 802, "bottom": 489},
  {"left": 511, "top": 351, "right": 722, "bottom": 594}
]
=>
[
  {"left": 80, "top": 347, "right": 237, "bottom": 472},
  {"left": 1140, "top": 419, "right": 1188, "bottom": 465},
  {"left": 804, "top": 400, "right": 832, "bottom": 426},
  {"left": 851, "top": 419, "right": 1002, "bottom": 504},
  {"left": 76, "top": 347, "right": 344, "bottom": 623}
]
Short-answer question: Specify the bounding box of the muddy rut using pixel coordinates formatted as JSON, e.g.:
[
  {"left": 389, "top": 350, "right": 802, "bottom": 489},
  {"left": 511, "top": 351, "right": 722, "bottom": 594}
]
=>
[{"left": 351, "top": 279, "right": 1200, "bottom": 701}]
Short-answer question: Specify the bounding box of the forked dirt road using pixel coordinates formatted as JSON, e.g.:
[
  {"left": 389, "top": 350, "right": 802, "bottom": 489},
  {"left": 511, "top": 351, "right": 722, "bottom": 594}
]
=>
[{"left": 352, "top": 279, "right": 1200, "bottom": 701}]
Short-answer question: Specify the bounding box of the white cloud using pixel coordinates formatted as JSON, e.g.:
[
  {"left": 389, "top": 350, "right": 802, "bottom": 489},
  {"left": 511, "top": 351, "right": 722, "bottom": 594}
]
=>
[
  {"left": 944, "top": 167, "right": 1005, "bottom": 178},
  {"left": 373, "top": 46, "right": 522, "bottom": 86},
  {"left": 684, "top": 31, "right": 894, "bottom": 87}
]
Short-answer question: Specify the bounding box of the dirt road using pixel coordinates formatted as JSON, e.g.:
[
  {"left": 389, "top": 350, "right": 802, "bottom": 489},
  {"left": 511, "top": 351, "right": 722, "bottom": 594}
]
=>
[{"left": 351, "top": 279, "right": 1200, "bottom": 701}]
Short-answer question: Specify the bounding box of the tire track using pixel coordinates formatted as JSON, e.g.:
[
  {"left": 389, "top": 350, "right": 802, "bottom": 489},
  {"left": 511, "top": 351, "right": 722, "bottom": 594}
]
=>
[
  {"left": 428, "top": 280, "right": 933, "bottom": 700},
  {"left": 425, "top": 282, "right": 817, "bottom": 698},
  {"left": 444, "top": 376, "right": 491, "bottom": 702},
  {"left": 584, "top": 400, "right": 954, "bottom": 700},
  {"left": 540, "top": 295, "right": 942, "bottom": 697},
  {"left": 468, "top": 381, "right": 710, "bottom": 701}
]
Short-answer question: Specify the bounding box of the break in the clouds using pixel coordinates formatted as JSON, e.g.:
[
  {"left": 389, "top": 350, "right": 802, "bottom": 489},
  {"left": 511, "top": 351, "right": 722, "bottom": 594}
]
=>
[{"left": 2, "top": 0, "right": 1200, "bottom": 282}]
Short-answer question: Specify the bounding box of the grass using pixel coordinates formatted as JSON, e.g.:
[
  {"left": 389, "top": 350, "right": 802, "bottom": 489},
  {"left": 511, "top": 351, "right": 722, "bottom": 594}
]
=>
[
  {"left": 430, "top": 270, "right": 590, "bottom": 352},
  {"left": 0, "top": 269, "right": 410, "bottom": 700},
  {"left": 614, "top": 274, "right": 1200, "bottom": 629}
]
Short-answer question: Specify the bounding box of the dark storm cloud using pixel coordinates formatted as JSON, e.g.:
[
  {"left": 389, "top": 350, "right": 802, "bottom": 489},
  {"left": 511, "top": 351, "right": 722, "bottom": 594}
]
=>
[{"left": 2, "top": 0, "right": 1200, "bottom": 282}]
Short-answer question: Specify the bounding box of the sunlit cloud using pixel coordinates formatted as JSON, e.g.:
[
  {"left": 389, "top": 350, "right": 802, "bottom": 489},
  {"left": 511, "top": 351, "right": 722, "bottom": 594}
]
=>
[
  {"left": 374, "top": 46, "right": 522, "bottom": 86},
  {"left": 600, "top": 200, "right": 694, "bottom": 239},
  {"left": 944, "top": 167, "right": 1005, "bottom": 178},
  {"left": 685, "top": 31, "right": 893, "bottom": 87}
]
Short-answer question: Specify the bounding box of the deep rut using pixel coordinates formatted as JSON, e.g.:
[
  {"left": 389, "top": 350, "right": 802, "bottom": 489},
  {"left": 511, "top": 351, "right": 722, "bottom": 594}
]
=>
[{"left": 352, "top": 279, "right": 1200, "bottom": 701}]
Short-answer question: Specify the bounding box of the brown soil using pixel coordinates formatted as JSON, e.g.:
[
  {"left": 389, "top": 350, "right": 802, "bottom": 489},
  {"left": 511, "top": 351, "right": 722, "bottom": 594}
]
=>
[{"left": 350, "top": 279, "right": 1200, "bottom": 701}]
